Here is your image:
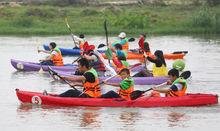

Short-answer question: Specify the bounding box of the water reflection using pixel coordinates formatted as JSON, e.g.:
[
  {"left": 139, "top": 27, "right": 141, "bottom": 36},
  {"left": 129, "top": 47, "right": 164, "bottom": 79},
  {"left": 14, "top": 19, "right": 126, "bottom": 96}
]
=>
[
  {"left": 167, "top": 112, "right": 188, "bottom": 128},
  {"left": 80, "top": 107, "right": 101, "bottom": 128}
]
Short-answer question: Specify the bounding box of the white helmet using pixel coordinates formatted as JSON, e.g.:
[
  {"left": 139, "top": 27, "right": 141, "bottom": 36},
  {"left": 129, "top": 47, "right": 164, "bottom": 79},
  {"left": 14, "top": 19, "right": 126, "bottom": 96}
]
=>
[{"left": 118, "top": 32, "right": 126, "bottom": 38}]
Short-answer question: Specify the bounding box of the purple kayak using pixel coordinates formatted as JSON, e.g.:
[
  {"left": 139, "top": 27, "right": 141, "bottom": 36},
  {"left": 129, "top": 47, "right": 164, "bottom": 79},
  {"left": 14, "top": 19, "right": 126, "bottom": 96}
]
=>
[
  {"left": 50, "top": 69, "right": 169, "bottom": 85},
  {"left": 11, "top": 59, "right": 145, "bottom": 72},
  {"left": 11, "top": 59, "right": 77, "bottom": 72}
]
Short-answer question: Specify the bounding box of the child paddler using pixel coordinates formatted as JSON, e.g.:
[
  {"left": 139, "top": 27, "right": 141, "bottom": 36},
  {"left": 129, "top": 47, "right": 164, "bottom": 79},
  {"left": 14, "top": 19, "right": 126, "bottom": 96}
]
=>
[
  {"left": 108, "top": 44, "right": 129, "bottom": 73},
  {"left": 151, "top": 68, "right": 188, "bottom": 97},
  {"left": 58, "top": 58, "right": 102, "bottom": 98},
  {"left": 100, "top": 68, "right": 134, "bottom": 100}
]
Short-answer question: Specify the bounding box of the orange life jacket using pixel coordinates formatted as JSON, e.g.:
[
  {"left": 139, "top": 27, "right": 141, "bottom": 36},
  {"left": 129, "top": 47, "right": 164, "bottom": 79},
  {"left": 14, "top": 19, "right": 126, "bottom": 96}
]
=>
[
  {"left": 118, "top": 77, "right": 134, "bottom": 100},
  {"left": 51, "top": 48, "right": 64, "bottom": 66},
  {"left": 122, "top": 38, "right": 129, "bottom": 51},
  {"left": 166, "top": 78, "right": 187, "bottom": 97},
  {"left": 83, "top": 68, "right": 102, "bottom": 98}
]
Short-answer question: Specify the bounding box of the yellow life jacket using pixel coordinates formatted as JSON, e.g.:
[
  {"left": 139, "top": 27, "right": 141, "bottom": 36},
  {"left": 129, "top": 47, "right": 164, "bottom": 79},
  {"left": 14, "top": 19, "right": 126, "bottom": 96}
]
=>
[{"left": 152, "top": 64, "right": 168, "bottom": 77}]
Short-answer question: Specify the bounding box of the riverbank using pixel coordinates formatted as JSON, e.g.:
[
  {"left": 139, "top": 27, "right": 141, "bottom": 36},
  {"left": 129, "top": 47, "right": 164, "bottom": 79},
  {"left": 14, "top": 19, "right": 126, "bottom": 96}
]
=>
[{"left": 0, "top": 4, "right": 219, "bottom": 36}]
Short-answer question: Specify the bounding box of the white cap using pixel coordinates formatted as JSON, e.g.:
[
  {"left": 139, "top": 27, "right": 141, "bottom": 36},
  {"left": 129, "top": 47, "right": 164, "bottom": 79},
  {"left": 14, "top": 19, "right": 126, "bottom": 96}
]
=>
[{"left": 118, "top": 32, "right": 126, "bottom": 38}]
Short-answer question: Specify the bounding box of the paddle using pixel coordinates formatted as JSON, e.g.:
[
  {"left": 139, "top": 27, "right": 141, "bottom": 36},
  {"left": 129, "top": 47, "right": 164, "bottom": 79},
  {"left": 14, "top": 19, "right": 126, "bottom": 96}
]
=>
[
  {"left": 37, "top": 46, "right": 45, "bottom": 74},
  {"left": 130, "top": 71, "right": 191, "bottom": 100},
  {"left": 78, "top": 63, "right": 142, "bottom": 96},
  {"left": 172, "top": 51, "right": 188, "bottom": 54},
  {"left": 48, "top": 66, "right": 79, "bottom": 91},
  {"left": 98, "top": 37, "right": 136, "bottom": 49},
  {"left": 104, "top": 19, "right": 111, "bottom": 64},
  {"left": 64, "top": 18, "right": 79, "bottom": 49}
]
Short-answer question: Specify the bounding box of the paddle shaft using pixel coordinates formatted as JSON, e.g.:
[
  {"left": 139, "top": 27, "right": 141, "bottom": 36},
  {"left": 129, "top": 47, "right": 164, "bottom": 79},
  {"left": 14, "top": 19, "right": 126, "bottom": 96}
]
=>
[
  {"left": 104, "top": 19, "right": 110, "bottom": 64},
  {"left": 65, "top": 18, "right": 78, "bottom": 48}
]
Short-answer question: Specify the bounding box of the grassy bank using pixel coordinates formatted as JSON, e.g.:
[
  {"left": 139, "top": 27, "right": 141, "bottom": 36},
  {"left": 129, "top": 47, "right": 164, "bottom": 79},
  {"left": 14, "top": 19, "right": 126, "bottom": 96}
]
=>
[{"left": 0, "top": 4, "right": 220, "bottom": 36}]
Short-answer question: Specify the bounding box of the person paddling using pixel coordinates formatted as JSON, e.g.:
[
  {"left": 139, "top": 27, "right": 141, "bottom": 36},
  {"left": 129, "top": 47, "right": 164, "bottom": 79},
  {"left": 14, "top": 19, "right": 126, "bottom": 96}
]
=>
[
  {"left": 138, "top": 33, "right": 151, "bottom": 55},
  {"left": 59, "top": 58, "right": 102, "bottom": 98},
  {"left": 83, "top": 44, "right": 106, "bottom": 76},
  {"left": 108, "top": 44, "right": 129, "bottom": 73},
  {"left": 100, "top": 68, "right": 134, "bottom": 100},
  {"left": 38, "top": 42, "right": 64, "bottom": 66},
  {"left": 73, "top": 34, "right": 87, "bottom": 50},
  {"left": 151, "top": 68, "right": 188, "bottom": 97},
  {"left": 112, "top": 32, "right": 129, "bottom": 51}
]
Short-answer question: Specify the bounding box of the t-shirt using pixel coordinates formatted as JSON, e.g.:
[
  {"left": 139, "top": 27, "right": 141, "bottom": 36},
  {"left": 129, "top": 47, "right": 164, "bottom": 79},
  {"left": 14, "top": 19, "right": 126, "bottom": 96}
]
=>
[{"left": 83, "top": 72, "right": 95, "bottom": 83}]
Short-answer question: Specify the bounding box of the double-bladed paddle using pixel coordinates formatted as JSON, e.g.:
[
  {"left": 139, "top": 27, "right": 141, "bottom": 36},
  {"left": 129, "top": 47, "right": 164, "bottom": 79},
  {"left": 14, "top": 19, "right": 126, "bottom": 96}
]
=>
[
  {"left": 130, "top": 71, "right": 191, "bottom": 100},
  {"left": 65, "top": 18, "right": 79, "bottom": 49}
]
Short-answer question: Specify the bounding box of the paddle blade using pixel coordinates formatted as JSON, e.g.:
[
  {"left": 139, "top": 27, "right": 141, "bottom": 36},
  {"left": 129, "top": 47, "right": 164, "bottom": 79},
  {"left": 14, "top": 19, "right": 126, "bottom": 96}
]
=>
[
  {"left": 98, "top": 44, "right": 106, "bottom": 48},
  {"left": 39, "top": 67, "right": 44, "bottom": 74},
  {"left": 180, "top": 71, "right": 191, "bottom": 79},
  {"left": 130, "top": 90, "right": 146, "bottom": 100},
  {"left": 128, "top": 38, "right": 135, "bottom": 42},
  {"left": 105, "top": 48, "right": 112, "bottom": 60}
]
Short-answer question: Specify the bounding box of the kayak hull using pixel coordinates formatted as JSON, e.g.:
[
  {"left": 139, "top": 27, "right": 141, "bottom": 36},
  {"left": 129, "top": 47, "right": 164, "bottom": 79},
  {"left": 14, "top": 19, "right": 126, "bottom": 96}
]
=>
[
  {"left": 11, "top": 59, "right": 76, "bottom": 72},
  {"left": 43, "top": 45, "right": 186, "bottom": 59},
  {"left": 16, "top": 89, "right": 218, "bottom": 108},
  {"left": 51, "top": 69, "right": 169, "bottom": 85}
]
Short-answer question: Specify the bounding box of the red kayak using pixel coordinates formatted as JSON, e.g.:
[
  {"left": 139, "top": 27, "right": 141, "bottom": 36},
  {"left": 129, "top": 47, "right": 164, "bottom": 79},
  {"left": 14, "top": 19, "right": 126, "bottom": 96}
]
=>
[{"left": 16, "top": 89, "right": 218, "bottom": 108}]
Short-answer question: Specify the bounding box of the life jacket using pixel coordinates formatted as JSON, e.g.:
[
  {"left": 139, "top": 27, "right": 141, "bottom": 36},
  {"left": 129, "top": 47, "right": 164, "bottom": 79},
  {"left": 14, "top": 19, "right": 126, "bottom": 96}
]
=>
[
  {"left": 51, "top": 47, "right": 64, "bottom": 66},
  {"left": 79, "top": 39, "right": 86, "bottom": 50},
  {"left": 121, "top": 38, "right": 129, "bottom": 51},
  {"left": 166, "top": 77, "right": 187, "bottom": 97},
  {"left": 117, "top": 60, "right": 129, "bottom": 73},
  {"left": 152, "top": 64, "right": 168, "bottom": 77},
  {"left": 90, "top": 53, "right": 106, "bottom": 72},
  {"left": 83, "top": 68, "right": 102, "bottom": 98},
  {"left": 118, "top": 77, "right": 134, "bottom": 100}
]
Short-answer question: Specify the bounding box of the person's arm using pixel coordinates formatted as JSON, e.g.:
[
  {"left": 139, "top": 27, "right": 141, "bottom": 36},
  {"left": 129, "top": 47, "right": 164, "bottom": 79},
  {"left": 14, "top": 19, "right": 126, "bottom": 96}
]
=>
[
  {"left": 62, "top": 75, "right": 86, "bottom": 82},
  {"left": 104, "top": 82, "right": 120, "bottom": 87},
  {"left": 74, "top": 35, "right": 84, "bottom": 42},
  {"left": 70, "top": 82, "right": 83, "bottom": 87},
  {"left": 152, "top": 87, "right": 171, "bottom": 93},
  {"left": 112, "top": 58, "right": 123, "bottom": 68},
  {"left": 146, "top": 56, "right": 162, "bottom": 67},
  {"left": 38, "top": 49, "right": 51, "bottom": 54}
]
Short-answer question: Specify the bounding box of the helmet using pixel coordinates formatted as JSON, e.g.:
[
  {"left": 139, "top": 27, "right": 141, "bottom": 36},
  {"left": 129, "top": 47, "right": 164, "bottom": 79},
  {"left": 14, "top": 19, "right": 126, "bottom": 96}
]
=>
[
  {"left": 118, "top": 32, "right": 126, "bottom": 38},
  {"left": 172, "top": 60, "right": 185, "bottom": 71}
]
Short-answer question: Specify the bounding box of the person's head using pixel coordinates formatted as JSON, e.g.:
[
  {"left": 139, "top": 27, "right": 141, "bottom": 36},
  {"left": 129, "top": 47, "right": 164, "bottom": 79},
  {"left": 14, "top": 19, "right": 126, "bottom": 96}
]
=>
[
  {"left": 168, "top": 68, "right": 179, "bottom": 82},
  {"left": 77, "top": 58, "right": 90, "bottom": 72},
  {"left": 143, "top": 42, "right": 150, "bottom": 51},
  {"left": 79, "top": 34, "right": 85, "bottom": 39},
  {"left": 118, "top": 32, "right": 126, "bottom": 39},
  {"left": 154, "top": 50, "right": 166, "bottom": 66},
  {"left": 49, "top": 42, "right": 56, "bottom": 50},
  {"left": 119, "top": 68, "right": 130, "bottom": 79},
  {"left": 140, "top": 33, "right": 146, "bottom": 39},
  {"left": 114, "top": 43, "right": 122, "bottom": 50}
]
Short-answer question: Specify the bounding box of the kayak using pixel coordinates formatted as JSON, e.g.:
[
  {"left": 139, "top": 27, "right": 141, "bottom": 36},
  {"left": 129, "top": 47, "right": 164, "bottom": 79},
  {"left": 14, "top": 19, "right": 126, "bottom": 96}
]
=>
[
  {"left": 43, "top": 44, "right": 186, "bottom": 59},
  {"left": 11, "top": 59, "right": 76, "bottom": 72},
  {"left": 50, "top": 69, "right": 169, "bottom": 85},
  {"left": 16, "top": 89, "right": 218, "bottom": 108},
  {"left": 11, "top": 59, "right": 145, "bottom": 72}
]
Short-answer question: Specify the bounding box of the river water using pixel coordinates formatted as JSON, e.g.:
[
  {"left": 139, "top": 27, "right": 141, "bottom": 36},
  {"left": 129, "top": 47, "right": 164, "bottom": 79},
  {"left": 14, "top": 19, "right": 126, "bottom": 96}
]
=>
[{"left": 0, "top": 35, "right": 219, "bottom": 131}]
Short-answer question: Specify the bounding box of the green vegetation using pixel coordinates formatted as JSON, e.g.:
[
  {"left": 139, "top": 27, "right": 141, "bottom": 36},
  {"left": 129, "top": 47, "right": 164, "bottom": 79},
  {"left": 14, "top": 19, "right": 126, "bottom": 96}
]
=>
[{"left": 0, "top": 4, "right": 220, "bottom": 36}]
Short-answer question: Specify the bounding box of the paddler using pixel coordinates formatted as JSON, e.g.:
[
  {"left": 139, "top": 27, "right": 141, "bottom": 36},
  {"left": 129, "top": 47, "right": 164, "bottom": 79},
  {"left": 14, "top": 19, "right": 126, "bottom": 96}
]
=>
[
  {"left": 112, "top": 32, "right": 129, "bottom": 51},
  {"left": 38, "top": 42, "right": 64, "bottom": 66},
  {"left": 73, "top": 34, "right": 87, "bottom": 50},
  {"left": 100, "top": 68, "right": 134, "bottom": 100},
  {"left": 108, "top": 43, "right": 129, "bottom": 73},
  {"left": 138, "top": 33, "right": 151, "bottom": 55},
  {"left": 82, "top": 44, "right": 106, "bottom": 76},
  {"left": 151, "top": 68, "right": 187, "bottom": 97},
  {"left": 58, "top": 58, "right": 102, "bottom": 98}
]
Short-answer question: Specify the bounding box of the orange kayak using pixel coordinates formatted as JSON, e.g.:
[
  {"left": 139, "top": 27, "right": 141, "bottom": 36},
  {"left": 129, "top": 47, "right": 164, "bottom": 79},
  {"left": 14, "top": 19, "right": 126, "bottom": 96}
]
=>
[{"left": 103, "top": 52, "right": 186, "bottom": 60}]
